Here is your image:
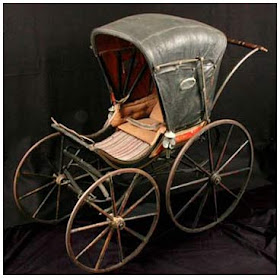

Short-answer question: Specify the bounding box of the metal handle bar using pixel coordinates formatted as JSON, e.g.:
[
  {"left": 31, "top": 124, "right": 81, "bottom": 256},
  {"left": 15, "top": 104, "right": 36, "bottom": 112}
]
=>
[
  {"left": 227, "top": 37, "right": 268, "bottom": 53},
  {"left": 212, "top": 48, "right": 259, "bottom": 110}
]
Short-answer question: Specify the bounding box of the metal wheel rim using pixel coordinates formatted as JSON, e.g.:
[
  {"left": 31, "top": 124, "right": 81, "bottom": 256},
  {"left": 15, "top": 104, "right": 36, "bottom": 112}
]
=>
[
  {"left": 66, "top": 168, "right": 160, "bottom": 273},
  {"left": 166, "top": 119, "right": 254, "bottom": 233}
]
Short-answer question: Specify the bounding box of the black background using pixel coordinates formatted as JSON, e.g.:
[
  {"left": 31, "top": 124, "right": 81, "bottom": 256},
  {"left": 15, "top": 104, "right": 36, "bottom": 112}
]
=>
[{"left": 4, "top": 3, "right": 276, "bottom": 274}]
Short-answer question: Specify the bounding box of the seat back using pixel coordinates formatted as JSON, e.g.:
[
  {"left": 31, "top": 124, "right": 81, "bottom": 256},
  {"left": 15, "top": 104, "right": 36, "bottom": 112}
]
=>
[
  {"left": 149, "top": 102, "right": 164, "bottom": 123},
  {"left": 110, "top": 93, "right": 164, "bottom": 127}
]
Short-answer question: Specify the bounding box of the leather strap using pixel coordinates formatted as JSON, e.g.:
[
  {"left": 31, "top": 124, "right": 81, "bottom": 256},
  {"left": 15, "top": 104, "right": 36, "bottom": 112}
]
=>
[{"left": 126, "top": 117, "right": 161, "bottom": 131}]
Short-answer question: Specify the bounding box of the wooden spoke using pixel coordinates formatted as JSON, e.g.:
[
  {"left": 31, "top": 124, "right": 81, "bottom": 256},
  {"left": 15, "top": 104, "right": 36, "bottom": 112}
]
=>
[
  {"left": 216, "top": 140, "right": 249, "bottom": 174},
  {"left": 45, "top": 155, "right": 58, "bottom": 173},
  {"left": 179, "top": 156, "right": 195, "bottom": 169},
  {"left": 180, "top": 158, "right": 209, "bottom": 171},
  {"left": 123, "top": 226, "right": 145, "bottom": 241},
  {"left": 71, "top": 221, "right": 110, "bottom": 234},
  {"left": 86, "top": 201, "right": 114, "bottom": 221},
  {"left": 118, "top": 174, "right": 139, "bottom": 215},
  {"left": 75, "top": 227, "right": 110, "bottom": 260},
  {"left": 95, "top": 228, "right": 114, "bottom": 270},
  {"left": 18, "top": 180, "right": 56, "bottom": 200},
  {"left": 104, "top": 194, "right": 125, "bottom": 214},
  {"left": 122, "top": 187, "right": 155, "bottom": 218},
  {"left": 220, "top": 167, "right": 251, "bottom": 178},
  {"left": 180, "top": 157, "right": 209, "bottom": 172},
  {"left": 60, "top": 213, "right": 71, "bottom": 221},
  {"left": 109, "top": 176, "right": 117, "bottom": 216},
  {"left": 21, "top": 171, "right": 54, "bottom": 179},
  {"left": 192, "top": 188, "right": 209, "bottom": 228},
  {"left": 32, "top": 184, "right": 57, "bottom": 218},
  {"left": 124, "top": 212, "right": 157, "bottom": 221},
  {"left": 183, "top": 154, "right": 211, "bottom": 176},
  {"left": 218, "top": 181, "right": 239, "bottom": 199},
  {"left": 174, "top": 167, "right": 199, "bottom": 175},
  {"left": 171, "top": 176, "right": 209, "bottom": 191},
  {"left": 55, "top": 184, "right": 62, "bottom": 220},
  {"left": 58, "top": 136, "right": 64, "bottom": 174},
  {"left": 215, "top": 125, "right": 234, "bottom": 170},
  {"left": 116, "top": 228, "right": 124, "bottom": 262},
  {"left": 73, "top": 173, "right": 91, "bottom": 181},
  {"left": 213, "top": 184, "right": 218, "bottom": 221},
  {"left": 175, "top": 182, "right": 208, "bottom": 220},
  {"left": 207, "top": 129, "right": 214, "bottom": 172}
]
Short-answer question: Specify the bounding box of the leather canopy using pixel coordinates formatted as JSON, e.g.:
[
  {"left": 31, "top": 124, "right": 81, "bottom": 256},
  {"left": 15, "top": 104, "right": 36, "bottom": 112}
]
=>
[{"left": 91, "top": 14, "right": 227, "bottom": 132}]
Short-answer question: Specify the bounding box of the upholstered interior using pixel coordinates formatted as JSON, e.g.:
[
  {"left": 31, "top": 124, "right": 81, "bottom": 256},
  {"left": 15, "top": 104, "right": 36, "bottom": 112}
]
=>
[
  {"left": 94, "top": 130, "right": 151, "bottom": 161},
  {"left": 118, "top": 121, "right": 166, "bottom": 145},
  {"left": 94, "top": 92, "right": 165, "bottom": 161},
  {"left": 93, "top": 31, "right": 167, "bottom": 156},
  {"left": 111, "top": 93, "right": 166, "bottom": 145},
  {"left": 110, "top": 93, "right": 159, "bottom": 127},
  {"left": 149, "top": 101, "right": 164, "bottom": 123}
]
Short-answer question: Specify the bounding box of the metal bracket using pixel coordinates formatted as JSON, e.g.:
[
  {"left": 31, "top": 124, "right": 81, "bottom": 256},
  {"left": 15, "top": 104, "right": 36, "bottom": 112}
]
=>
[
  {"left": 163, "top": 131, "right": 176, "bottom": 158},
  {"left": 108, "top": 106, "right": 115, "bottom": 120}
]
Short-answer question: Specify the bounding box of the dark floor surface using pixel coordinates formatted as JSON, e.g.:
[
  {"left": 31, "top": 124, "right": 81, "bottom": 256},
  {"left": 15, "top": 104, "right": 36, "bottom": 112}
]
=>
[{"left": 4, "top": 184, "right": 276, "bottom": 275}]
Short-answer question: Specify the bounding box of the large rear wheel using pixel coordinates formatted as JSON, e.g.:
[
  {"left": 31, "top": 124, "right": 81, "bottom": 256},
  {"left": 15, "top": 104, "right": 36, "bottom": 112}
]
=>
[{"left": 166, "top": 119, "right": 253, "bottom": 233}]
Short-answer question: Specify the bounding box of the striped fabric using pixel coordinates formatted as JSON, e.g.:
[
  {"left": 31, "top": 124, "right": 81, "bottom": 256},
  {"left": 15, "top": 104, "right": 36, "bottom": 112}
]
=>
[{"left": 95, "top": 130, "right": 150, "bottom": 161}]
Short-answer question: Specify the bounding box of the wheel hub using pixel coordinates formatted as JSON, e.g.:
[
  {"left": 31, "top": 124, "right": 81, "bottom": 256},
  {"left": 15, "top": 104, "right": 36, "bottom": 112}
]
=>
[
  {"left": 110, "top": 216, "right": 125, "bottom": 230},
  {"left": 210, "top": 173, "right": 221, "bottom": 185},
  {"left": 55, "top": 173, "right": 66, "bottom": 185}
]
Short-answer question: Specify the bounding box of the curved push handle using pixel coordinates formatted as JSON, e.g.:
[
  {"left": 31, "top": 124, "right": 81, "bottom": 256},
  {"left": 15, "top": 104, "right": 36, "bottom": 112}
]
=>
[{"left": 227, "top": 37, "right": 268, "bottom": 52}]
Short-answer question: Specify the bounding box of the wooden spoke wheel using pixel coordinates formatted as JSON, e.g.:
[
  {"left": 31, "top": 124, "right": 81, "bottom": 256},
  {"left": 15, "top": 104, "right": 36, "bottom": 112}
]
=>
[
  {"left": 66, "top": 168, "right": 160, "bottom": 273},
  {"left": 166, "top": 119, "right": 253, "bottom": 233},
  {"left": 13, "top": 132, "right": 109, "bottom": 224}
]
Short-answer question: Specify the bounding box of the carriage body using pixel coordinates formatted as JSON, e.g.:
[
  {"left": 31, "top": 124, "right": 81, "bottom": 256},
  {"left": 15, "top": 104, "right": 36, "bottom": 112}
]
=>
[
  {"left": 88, "top": 14, "right": 226, "bottom": 167},
  {"left": 13, "top": 14, "right": 267, "bottom": 273}
]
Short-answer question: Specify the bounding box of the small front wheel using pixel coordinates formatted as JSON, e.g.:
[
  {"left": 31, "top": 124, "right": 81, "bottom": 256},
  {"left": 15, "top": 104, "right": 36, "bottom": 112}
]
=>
[
  {"left": 166, "top": 119, "right": 253, "bottom": 233},
  {"left": 66, "top": 168, "right": 160, "bottom": 273}
]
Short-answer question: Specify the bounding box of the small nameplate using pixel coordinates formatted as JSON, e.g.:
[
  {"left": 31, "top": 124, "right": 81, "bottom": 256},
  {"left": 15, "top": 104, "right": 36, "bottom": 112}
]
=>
[{"left": 180, "top": 77, "right": 196, "bottom": 90}]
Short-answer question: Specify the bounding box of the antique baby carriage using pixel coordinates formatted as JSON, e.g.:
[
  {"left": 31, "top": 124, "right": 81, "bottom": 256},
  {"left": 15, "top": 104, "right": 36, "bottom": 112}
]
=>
[{"left": 13, "top": 14, "right": 267, "bottom": 273}]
